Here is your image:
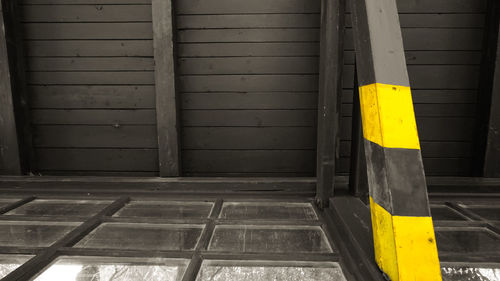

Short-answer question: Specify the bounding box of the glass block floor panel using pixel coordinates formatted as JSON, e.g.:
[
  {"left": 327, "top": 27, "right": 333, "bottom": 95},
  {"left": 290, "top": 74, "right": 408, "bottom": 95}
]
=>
[
  {"left": 219, "top": 202, "right": 317, "bottom": 220},
  {"left": 34, "top": 256, "right": 188, "bottom": 281},
  {"left": 114, "top": 201, "right": 213, "bottom": 219},
  {"left": 442, "top": 264, "right": 500, "bottom": 281},
  {"left": 209, "top": 225, "right": 332, "bottom": 253},
  {"left": 75, "top": 223, "right": 204, "bottom": 251},
  {"left": 196, "top": 260, "right": 347, "bottom": 281},
  {"left": 430, "top": 206, "right": 467, "bottom": 221},
  {"left": 0, "top": 255, "right": 33, "bottom": 279},
  {"left": 5, "top": 199, "right": 112, "bottom": 217},
  {"left": 0, "top": 221, "right": 78, "bottom": 247},
  {"left": 436, "top": 228, "right": 500, "bottom": 254}
]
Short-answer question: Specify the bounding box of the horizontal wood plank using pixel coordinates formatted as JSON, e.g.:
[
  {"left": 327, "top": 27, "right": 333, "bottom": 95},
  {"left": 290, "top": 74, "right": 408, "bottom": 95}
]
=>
[
  {"left": 182, "top": 110, "right": 316, "bottom": 127},
  {"left": 176, "top": 0, "right": 485, "bottom": 14},
  {"left": 176, "top": 0, "right": 321, "bottom": 14},
  {"left": 22, "top": 0, "right": 151, "bottom": 4},
  {"left": 182, "top": 92, "right": 317, "bottom": 109},
  {"left": 183, "top": 127, "right": 316, "bottom": 149},
  {"left": 25, "top": 40, "right": 153, "bottom": 57},
  {"left": 178, "top": 42, "right": 319, "bottom": 57},
  {"left": 177, "top": 14, "right": 319, "bottom": 29},
  {"left": 178, "top": 57, "right": 318, "bottom": 75},
  {"left": 31, "top": 109, "right": 156, "bottom": 124},
  {"left": 21, "top": 5, "right": 152, "bottom": 22},
  {"left": 37, "top": 171, "right": 159, "bottom": 176},
  {"left": 176, "top": 14, "right": 485, "bottom": 29},
  {"left": 178, "top": 75, "right": 318, "bottom": 92},
  {"left": 29, "top": 86, "right": 155, "bottom": 109},
  {"left": 182, "top": 150, "right": 315, "bottom": 173},
  {"left": 177, "top": 29, "right": 320, "bottom": 43},
  {"left": 36, "top": 148, "right": 158, "bottom": 171},
  {"left": 23, "top": 23, "right": 153, "bottom": 39},
  {"left": 28, "top": 71, "right": 155, "bottom": 85},
  {"left": 33, "top": 125, "right": 157, "bottom": 148},
  {"left": 28, "top": 57, "right": 154, "bottom": 71}
]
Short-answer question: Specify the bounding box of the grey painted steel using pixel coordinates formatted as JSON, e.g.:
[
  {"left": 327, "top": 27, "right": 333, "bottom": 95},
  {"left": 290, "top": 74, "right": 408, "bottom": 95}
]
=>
[
  {"left": 0, "top": 3, "right": 21, "bottom": 175},
  {"left": 316, "top": 0, "right": 345, "bottom": 207},
  {"left": 350, "top": 0, "right": 409, "bottom": 87},
  {"left": 350, "top": 0, "right": 431, "bottom": 216},
  {"left": 152, "top": 0, "right": 181, "bottom": 176},
  {"left": 364, "top": 140, "right": 431, "bottom": 216}
]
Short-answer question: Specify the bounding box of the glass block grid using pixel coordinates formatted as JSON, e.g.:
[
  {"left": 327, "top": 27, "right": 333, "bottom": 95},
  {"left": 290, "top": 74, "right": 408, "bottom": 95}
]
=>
[{"left": 0, "top": 197, "right": 344, "bottom": 281}]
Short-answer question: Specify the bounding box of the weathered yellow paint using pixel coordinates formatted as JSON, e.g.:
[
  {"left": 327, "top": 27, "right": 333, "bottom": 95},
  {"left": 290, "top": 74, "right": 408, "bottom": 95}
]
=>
[
  {"left": 392, "top": 215, "right": 442, "bottom": 281},
  {"left": 370, "top": 196, "right": 399, "bottom": 280},
  {"left": 359, "top": 83, "right": 420, "bottom": 150},
  {"left": 370, "top": 197, "right": 442, "bottom": 281}
]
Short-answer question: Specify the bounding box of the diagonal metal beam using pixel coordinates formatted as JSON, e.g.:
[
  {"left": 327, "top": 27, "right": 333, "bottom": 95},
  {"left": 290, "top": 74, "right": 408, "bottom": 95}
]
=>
[{"left": 350, "top": 0, "right": 442, "bottom": 279}]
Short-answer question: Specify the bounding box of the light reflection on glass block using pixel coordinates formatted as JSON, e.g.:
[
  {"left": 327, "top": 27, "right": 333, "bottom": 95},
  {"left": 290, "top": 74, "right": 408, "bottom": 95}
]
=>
[
  {"left": 209, "top": 225, "right": 333, "bottom": 253},
  {"left": 6, "top": 200, "right": 111, "bottom": 217},
  {"left": 0, "top": 255, "right": 33, "bottom": 279},
  {"left": 0, "top": 221, "right": 78, "bottom": 247},
  {"left": 114, "top": 201, "right": 213, "bottom": 219},
  {"left": 196, "top": 260, "right": 347, "bottom": 281},
  {"left": 75, "top": 223, "right": 204, "bottom": 251},
  {"left": 34, "top": 256, "right": 188, "bottom": 281},
  {"left": 442, "top": 264, "right": 500, "bottom": 281},
  {"left": 219, "top": 202, "right": 317, "bottom": 220}
]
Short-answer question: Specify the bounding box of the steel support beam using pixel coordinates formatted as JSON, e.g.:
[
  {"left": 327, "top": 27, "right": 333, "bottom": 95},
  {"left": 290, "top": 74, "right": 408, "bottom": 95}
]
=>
[
  {"left": 152, "top": 0, "right": 181, "bottom": 176},
  {"left": 348, "top": 65, "right": 369, "bottom": 203},
  {"left": 474, "top": 0, "right": 500, "bottom": 177},
  {"left": 0, "top": 3, "right": 21, "bottom": 175},
  {"left": 350, "top": 0, "right": 442, "bottom": 280},
  {"left": 316, "top": 0, "right": 345, "bottom": 208}
]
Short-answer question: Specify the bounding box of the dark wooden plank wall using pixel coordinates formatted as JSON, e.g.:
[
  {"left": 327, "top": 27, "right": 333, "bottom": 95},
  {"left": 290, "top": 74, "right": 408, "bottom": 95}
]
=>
[
  {"left": 21, "top": 0, "right": 159, "bottom": 176},
  {"left": 176, "top": 0, "right": 322, "bottom": 176},
  {"left": 177, "top": 0, "right": 486, "bottom": 177},
  {"left": 339, "top": 0, "right": 486, "bottom": 176},
  {"left": 19, "top": 0, "right": 485, "bottom": 177}
]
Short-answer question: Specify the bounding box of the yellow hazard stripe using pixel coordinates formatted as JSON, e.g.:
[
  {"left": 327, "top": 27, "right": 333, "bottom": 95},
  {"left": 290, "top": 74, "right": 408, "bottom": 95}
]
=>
[
  {"left": 359, "top": 83, "right": 420, "bottom": 150},
  {"left": 370, "top": 197, "right": 442, "bottom": 281}
]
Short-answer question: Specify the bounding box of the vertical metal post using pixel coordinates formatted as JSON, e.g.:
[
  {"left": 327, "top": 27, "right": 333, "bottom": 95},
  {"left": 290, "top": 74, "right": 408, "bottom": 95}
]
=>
[
  {"left": 0, "top": 2, "right": 21, "bottom": 175},
  {"left": 152, "top": 0, "right": 181, "bottom": 176},
  {"left": 474, "top": 0, "right": 500, "bottom": 177},
  {"left": 316, "top": 0, "right": 345, "bottom": 208}
]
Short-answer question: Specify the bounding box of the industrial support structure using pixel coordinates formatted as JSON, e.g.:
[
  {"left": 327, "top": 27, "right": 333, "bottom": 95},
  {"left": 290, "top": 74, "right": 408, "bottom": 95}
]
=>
[{"left": 350, "top": 0, "right": 442, "bottom": 279}]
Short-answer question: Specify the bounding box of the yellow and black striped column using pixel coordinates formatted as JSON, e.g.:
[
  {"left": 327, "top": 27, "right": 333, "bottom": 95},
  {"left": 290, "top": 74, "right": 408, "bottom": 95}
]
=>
[{"left": 350, "top": 0, "right": 442, "bottom": 280}]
